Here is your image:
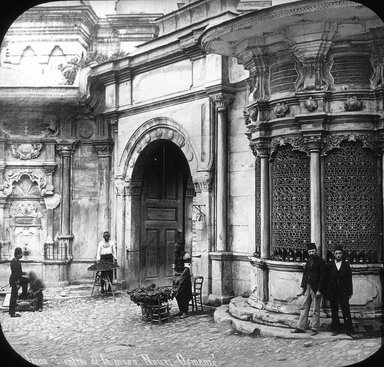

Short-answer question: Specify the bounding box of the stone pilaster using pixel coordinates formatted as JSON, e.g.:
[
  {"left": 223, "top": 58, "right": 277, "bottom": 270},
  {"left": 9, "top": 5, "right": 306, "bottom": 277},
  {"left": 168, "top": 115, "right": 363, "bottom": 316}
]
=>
[
  {"left": 192, "top": 170, "right": 214, "bottom": 296},
  {"left": 114, "top": 176, "right": 129, "bottom": 283},
  {"left": 94, "top": 140, "right": 114, "bottom": 243}
]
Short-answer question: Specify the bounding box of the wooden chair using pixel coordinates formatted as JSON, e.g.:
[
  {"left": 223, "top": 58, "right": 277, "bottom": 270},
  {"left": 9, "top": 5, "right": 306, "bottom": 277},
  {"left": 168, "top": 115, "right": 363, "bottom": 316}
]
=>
[{"left": 190, "top": 276, "right": 204, "bottom": 313}]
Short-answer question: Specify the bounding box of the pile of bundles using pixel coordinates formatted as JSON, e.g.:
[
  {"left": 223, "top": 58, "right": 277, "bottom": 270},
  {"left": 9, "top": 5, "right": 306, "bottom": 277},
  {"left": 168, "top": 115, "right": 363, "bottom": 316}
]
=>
[
  {"left": 130, "top": 284, "right": 174, "bottom": 306},
  {"left": 87, "top": 261, "right": 119, "bottom": 271}
]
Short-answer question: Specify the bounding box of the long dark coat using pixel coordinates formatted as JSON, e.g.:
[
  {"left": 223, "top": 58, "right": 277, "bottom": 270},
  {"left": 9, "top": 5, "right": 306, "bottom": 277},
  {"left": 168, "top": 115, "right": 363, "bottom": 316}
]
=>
[
  {"left": 300, "top": 255, "right": 327, "bottom": 293},
  {"left": 325, "top": 260, "right": 353, "bottom": 299},
  {"left": 9, "top": 258, "right": 23, "bottom": 287}
]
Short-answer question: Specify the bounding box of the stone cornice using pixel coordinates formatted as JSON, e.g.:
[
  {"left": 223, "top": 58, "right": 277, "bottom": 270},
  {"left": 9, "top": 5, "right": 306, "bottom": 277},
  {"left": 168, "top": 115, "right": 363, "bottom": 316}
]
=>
[
  {"left": 200, "top": 0, "right": 381, "bottom": 55},
  {"left": 117, "top": 88, "right": 209, "bottom": 118},
  {"left": 7, "top": 5, "right": 99, "bottom": 47}
]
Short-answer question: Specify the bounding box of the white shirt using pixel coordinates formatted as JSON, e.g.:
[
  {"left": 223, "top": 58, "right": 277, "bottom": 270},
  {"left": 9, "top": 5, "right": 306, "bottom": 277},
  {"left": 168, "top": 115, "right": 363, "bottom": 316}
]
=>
[
  {"left": 96, "top": 240, "right": 117, "bottom": 261},
  {"left": 335, "top": 260, "right": 342, "bottom": 271}
]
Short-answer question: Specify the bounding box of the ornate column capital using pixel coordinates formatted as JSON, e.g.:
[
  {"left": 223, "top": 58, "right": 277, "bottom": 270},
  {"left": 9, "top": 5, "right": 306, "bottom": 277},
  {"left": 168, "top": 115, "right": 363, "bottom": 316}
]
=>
[
  {"left": 252, "top": 140, "right": 270, "bottom": 158},
  {"left": 303, "top": 133, "right": 324, "bottom": 152},
  {"left": 93, "top": 140, "right": 114, "bottom": 158},
  {"left": 210, "top": 93, "right": 234, "bottom": 112},
  {"left": 192, "top": 171, "right": 214, "bottom": 193},
  {"left": 115, "top": 176, "right": 130, "bottom": 197},
  {"left": 56, "top": 140, "right": 78, "bottom": 157}
]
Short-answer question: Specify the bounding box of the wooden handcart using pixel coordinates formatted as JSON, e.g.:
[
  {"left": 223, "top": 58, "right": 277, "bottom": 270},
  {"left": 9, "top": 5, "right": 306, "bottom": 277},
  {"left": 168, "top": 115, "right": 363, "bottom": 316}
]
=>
[{"left": 88, "top": 262, "right": 120, "bottom": 301}]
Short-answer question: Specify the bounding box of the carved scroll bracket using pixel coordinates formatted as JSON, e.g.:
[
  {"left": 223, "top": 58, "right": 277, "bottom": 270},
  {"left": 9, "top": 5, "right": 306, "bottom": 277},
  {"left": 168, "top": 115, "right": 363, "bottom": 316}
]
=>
[
  {"left": 247, "top": 61, "right": 270, "bottom": 103},
  {"left": 294, "top": 57, "right": 334, "bottom": 92}
]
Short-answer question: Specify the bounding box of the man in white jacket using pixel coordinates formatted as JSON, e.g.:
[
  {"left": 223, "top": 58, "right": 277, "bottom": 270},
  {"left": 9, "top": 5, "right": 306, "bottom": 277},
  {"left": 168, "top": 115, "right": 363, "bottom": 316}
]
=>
[{"left": 96, "top": 231, "right": 117, "bottom": 293}]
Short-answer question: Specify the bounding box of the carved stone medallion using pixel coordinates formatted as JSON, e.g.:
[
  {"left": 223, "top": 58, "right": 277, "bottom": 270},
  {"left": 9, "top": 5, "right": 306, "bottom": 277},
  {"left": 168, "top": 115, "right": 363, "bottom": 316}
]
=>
[
  {"left": 11, "top": 143, "right": 43, "bottom": 160},
  {"left": 304, "top": 97, "right": 318, "bottom": 112},
  {"left": 344, "top": 96, "right": 364, "bottom": 111},
  {"left": 273, "top": 102, "right": 289, "bottom": 118}
]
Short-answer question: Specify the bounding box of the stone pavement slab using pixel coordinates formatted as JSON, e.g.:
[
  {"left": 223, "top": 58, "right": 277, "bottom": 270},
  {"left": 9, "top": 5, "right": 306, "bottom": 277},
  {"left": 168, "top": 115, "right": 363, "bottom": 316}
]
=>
[{"left": 0, "top": 291, "right": 382, "bottom": 367}]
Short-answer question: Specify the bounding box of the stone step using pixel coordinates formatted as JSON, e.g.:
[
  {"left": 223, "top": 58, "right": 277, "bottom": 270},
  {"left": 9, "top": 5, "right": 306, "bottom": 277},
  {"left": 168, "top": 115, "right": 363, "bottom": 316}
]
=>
[
  {"left": 226, "top": 297, "right": 384, "bottom": 336},
  {"left": 215, "top": 305, "right": 382, "bottom": 340}
]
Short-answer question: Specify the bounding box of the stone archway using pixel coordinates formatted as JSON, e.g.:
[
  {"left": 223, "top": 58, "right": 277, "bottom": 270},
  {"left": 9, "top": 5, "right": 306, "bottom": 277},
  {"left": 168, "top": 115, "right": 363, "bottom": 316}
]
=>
[
  {"left": 117, "top": 117, "right": 198, "bottom": 288},
  {"left": 118, "top": 117, "right": 199, "bottom": 181}
]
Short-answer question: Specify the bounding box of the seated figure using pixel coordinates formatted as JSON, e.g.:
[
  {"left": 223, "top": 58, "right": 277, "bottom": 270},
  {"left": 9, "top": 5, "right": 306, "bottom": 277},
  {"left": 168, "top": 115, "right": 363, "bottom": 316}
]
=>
[{"left": 27, "top": 271, "right": 45, "bottom": 312}]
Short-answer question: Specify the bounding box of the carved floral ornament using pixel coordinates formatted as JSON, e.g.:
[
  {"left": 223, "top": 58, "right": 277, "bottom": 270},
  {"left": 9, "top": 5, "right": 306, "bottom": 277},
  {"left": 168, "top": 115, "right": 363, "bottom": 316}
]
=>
[
  {"left": 304, "top": 96, "right": 318, "bottom": 112},
  {"left": 11, "top": 143, "right": 43, "bottom": 160},
  {"left": 250, "top": 133, "right": 377, "bottom": 158},
  {"left": 270, "top": 136, "right": 308, "bottom": 157},
  {"left": 210, "top": 94, "right": 234, "bottom": 111},
  {"left": 344, "top": 96, "right": 364, "bottom": 111},
  {"left": 273, "top": 102, "right": 289, "bottom": 118},
  {"left": 1, "top": 171, "right": 49, "bottom": 197},
  {"left": 10, "top": 201, "right": 43, "bottom": 227},
  {"left": 322, "top": 133, "right": 377, "bottom": 155}
]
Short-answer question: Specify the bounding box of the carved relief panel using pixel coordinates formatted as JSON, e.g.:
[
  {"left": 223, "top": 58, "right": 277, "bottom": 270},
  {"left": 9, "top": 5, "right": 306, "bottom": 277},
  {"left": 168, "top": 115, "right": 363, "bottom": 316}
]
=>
[{"left": 9, "top": 201, "right": 45, "bottom": 260}]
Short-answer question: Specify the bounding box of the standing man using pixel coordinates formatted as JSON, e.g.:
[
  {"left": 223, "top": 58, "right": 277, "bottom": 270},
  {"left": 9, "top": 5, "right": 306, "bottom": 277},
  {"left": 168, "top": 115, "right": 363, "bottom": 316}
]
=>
[
  {"left": 326, "top": 245, "right": 354, "bottom": 337},
  {"left": 9, "top": 247, "right": 28, "bottom": 317},
  {"left": 172, "top": 231, "right": 192, "bottom": 319},
  {"left": 291, "top": 242, "right": 327, "bottom": 336},
  {"left": 96, "top": 231, "right": 117, "bottom": 293}
]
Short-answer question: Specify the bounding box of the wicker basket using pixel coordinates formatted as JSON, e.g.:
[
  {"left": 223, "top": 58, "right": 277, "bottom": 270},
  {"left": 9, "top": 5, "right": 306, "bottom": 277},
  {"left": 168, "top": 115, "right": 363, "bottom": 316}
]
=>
[{"left": 140, "top": 303, "right": 170, "bottom": 324}]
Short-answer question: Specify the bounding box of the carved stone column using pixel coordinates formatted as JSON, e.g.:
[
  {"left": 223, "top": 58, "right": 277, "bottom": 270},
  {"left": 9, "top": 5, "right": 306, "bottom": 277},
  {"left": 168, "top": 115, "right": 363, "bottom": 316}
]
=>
[
  {"left": 304, "top": 134, "right": 323, "bottom": 254},
  {"left": 56, "top": 141, "right": 77, "bottom": 259},
  {"left": 94, "top": 140, "right": 114, "bottom": 242},
  {"left": 209, "top": 93, "right": 234, "bottom": 302},
  {"left": 255, "top": 142, "right": 270, "bottom": 259},
  {"left": 211, "top": 93, "right": 233, "bottom": 252},
  {"left": 252, "top": 141, "right": 270, "bottom": 303}
]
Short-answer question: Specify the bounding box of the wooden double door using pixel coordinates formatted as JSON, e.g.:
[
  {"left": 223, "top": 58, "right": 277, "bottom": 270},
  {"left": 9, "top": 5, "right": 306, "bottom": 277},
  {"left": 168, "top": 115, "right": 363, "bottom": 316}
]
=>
[{"left": 140, "top": 141, "right": 188, "bottom": 287}]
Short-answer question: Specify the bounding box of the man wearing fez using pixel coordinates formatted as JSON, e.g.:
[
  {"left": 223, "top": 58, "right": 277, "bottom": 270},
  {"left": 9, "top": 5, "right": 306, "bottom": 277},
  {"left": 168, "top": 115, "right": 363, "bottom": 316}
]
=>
[
  {"left": 291, "top": 242, "right": 327, "bottom": 336},
  {"left": 9, "top": 247, "right": 28, "bottom": 317},
  {"left": 326, "top": 245, "right": 355, "bottom": 337},
  {"left": 172, "top": 231, "right": 192, "bottom": 319}
]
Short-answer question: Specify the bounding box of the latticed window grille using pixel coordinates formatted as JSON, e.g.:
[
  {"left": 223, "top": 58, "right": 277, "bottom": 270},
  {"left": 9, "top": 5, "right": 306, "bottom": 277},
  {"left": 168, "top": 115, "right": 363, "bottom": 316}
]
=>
[
  {"left": 44, "top": 242, "right": 67, "bottom": 260},
  {"left": 323, "top": 141, "right": 381, "bottom": 263},
  {"left": 255, "top": 156, "right": 261, "bottom": 256},
  {"left": 271, "top": 146, "right": 310, "bottom": 261}
]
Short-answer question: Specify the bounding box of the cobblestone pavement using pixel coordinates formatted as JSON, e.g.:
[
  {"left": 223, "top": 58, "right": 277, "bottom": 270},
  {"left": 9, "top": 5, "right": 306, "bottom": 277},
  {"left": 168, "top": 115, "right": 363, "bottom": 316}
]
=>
[{"left": 0, "top": 290, "right": 382, "bottom": 367}]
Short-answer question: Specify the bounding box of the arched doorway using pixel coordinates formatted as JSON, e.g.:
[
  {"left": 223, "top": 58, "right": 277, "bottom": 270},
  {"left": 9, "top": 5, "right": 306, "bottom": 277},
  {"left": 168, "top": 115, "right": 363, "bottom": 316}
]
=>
[{"left": 132, "top": 139, "right": 194, "bottom": 287}]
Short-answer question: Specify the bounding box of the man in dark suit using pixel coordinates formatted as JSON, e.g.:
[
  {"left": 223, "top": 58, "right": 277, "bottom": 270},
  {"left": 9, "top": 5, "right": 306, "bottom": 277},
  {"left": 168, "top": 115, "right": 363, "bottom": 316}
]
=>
[
  {"left": 326, "top": 245, "right": 354, "bottom": 337},
  {"left": 291, "top": 242, "right": 327, "bottom": 336},
  {"left": 9, "top": 247, "right": 28, "bottom": 317}
]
